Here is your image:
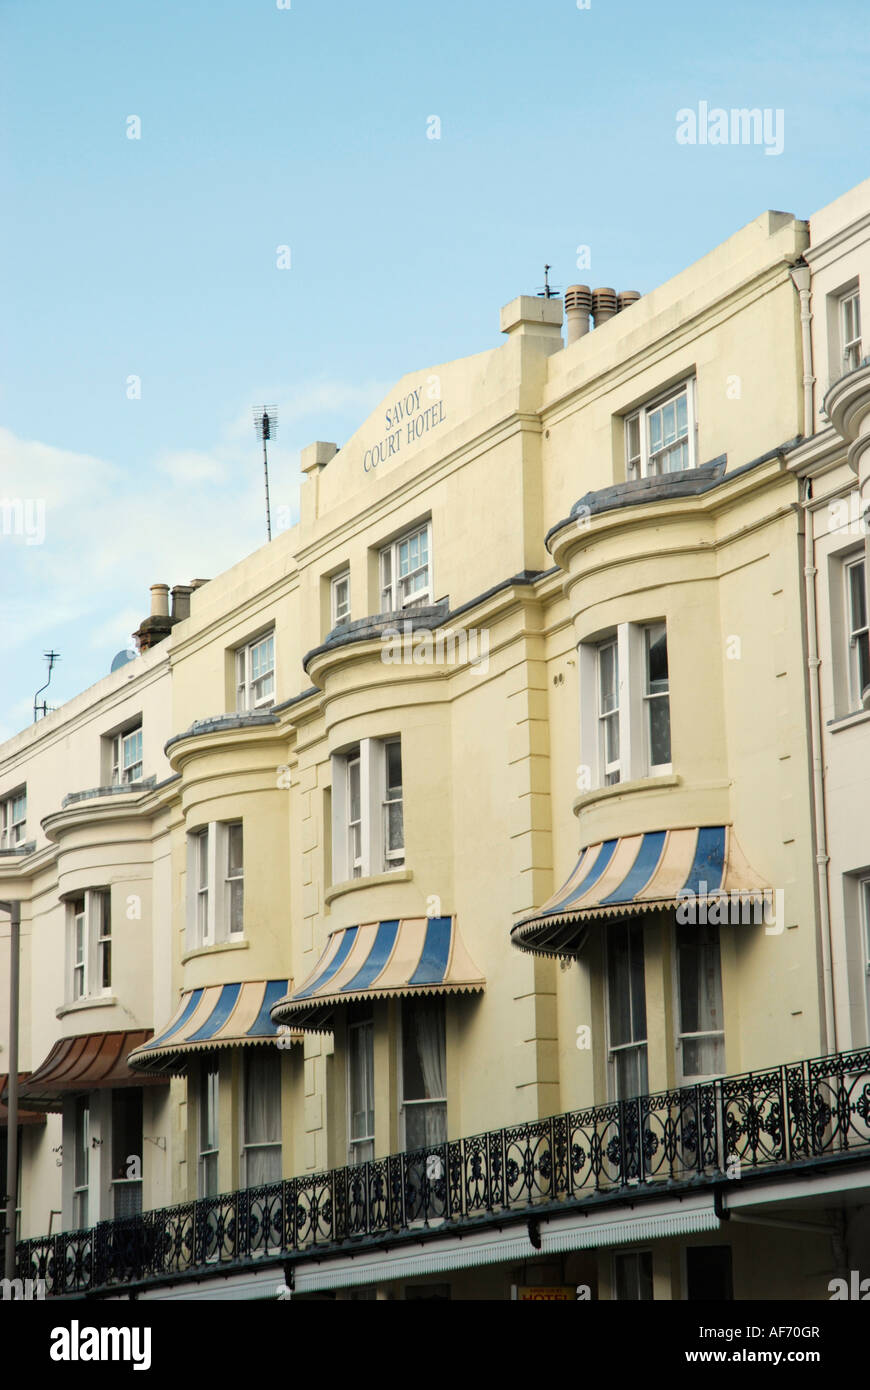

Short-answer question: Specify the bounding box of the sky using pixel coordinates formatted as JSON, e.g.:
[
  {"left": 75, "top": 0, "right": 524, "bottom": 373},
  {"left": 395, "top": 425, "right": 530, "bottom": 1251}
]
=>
[{"left": 0, "top": 0, "right": 867, "bottom": 738}]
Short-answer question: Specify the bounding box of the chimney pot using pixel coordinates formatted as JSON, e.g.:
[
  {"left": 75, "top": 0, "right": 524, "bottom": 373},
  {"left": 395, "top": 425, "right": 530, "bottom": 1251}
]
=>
[
  {"left": 617, "top": 290, "right": 641, "bottom": 313},
  {"left": 591, "top": 288, "right": 618, "bottom": 326},
  {"left": 150, "top": 584, "right": 170, "bottom": 618},
  {"left": 564, "top": 284, "right": 592, "bottom": 344}
]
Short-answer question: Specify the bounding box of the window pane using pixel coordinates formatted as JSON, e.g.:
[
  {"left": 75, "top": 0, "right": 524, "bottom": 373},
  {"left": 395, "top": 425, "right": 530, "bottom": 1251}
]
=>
[
  {"left": 348, "top": 758, "right": 360, "bottom": 822},
  {"left": 402, "top": 1000, "right": 446, "bottom": 1102},
  {"left": 386, "top": 800, "right": 404, "bottom": 853},
  {"left": 385, "top": 741, "right": 402, "bottom": 795},
  {"left": 349, "top": 1021, "right": 374, "bottom": 1145},
  {"left": 645, "top": 625, "right": 668, "bottom": 693},
  {"left": 197, "top": 832, "right": 208, "bottom": 889},
  {"left": 599, "top": 642, "right": 618, "bottom": 713},
  {"left": 849, "top": 561, "right": 867, "bottom": 631},
  {"left": 677, "top": 923, "right": 724, "bottom": 1035},
  {"left": 648, "top": 696, "right": 671, "bottom": 765},
  {"left": 608, "top": 922, "right": 647, "bottom": 1049},
  {"left": 111, "top": 1089, "right": 142, "bottom": 1181},
  {"left": 615, "top": 1251, "right": 654, "bottom": 1301},
  {"left": 404, "top": 1101, "right": 447, "bottom": 1148},
  {"left": 201, "top": 1065, "right": 219, "bottom": 1153},
  {"left": 227, "top": 823, "right": 243, "bottom": 875},
  {"left": 245, "top": 1051, "right": 281, "bottom": 1144},
  {"left": 648, "top": 410, "right": 662, "bottom": 454},
  {"left": 682, "top": 1035, "right": 725, "bottom": 1076}
]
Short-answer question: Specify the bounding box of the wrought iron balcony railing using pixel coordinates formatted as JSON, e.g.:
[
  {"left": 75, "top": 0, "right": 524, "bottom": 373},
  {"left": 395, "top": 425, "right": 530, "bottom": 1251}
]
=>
[{"left": 16, "top": 1046, "right": 870, "bottom": 1297}]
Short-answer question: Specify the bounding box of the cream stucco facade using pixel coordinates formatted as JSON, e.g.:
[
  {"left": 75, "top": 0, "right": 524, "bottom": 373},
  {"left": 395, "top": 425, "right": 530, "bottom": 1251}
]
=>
[{"left": 3, "top": 185, "right": 870, "bottom": 1303}]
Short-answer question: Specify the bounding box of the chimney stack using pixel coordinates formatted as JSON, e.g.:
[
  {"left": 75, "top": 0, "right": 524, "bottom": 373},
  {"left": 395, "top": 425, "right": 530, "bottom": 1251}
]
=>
[
  {"left": 133, "top": 579, "right": 204, "bottom": 652},
  {"left": 564, "top": 285, "right": 592, "bottom": 344},
  {"left": 171, "top": 584, "right": 194, "bottom": 622}
]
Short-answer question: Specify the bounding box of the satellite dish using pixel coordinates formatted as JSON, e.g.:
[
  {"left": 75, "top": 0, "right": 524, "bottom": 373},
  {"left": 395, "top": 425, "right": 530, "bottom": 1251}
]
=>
[{"left": 110, "top": 648, "right": 137, "bottom": 673}]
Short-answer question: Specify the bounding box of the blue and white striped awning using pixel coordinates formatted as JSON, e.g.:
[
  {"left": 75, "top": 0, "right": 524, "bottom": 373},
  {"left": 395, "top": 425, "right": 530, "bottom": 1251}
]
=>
[
  {"left": 271, "top": 916, "right": 485, "bottom": 1032},
  {"left": 512, "top": 826, "right": 771, "bottom": 956},
  {"left": 127, "top": 980, "right": 300, "bottom": 1074}
]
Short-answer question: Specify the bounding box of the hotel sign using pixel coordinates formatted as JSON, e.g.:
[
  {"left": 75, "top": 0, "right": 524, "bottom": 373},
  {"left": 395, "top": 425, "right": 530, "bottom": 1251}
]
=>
[{"left": 363, "top": 377, "right": 447, "bottom": 473}]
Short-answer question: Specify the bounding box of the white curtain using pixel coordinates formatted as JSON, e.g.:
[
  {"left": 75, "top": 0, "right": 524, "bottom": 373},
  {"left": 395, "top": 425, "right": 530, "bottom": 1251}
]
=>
[
  {"left": 244, "top": 1051, "right": 282, "bottom": 1184},
  {"left": 415, "top": 1003, "right": 446, "bottom": 1101}
]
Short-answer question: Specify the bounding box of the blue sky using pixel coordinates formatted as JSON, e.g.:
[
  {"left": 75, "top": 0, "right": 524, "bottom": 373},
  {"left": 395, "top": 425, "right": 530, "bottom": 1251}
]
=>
[{"left": 0, "top": 0, "right": 867, "bottom": 735}]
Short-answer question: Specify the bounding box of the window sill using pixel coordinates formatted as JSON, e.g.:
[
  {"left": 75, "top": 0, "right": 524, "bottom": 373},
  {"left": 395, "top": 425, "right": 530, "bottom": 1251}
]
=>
[
  {"left": 573, "top": 773, "right": 682, "bottom": 816},
  {"left": 325, "top": 868, "right": 413, "bottom": 906},
  {"left": 181, "top": 939, "right": 249, "bottom": 965},
  {"left": 827, "top": 707, "right": 870, "bottom": 733},
  {"left": 56, "top": 995, "right": 118, "bottom": 1019}
]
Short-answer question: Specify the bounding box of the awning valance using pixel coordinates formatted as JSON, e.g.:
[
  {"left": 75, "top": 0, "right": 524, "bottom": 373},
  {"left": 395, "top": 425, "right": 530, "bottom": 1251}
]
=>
[
  {"left": 512, "top": 825, "right": 772, "bottom": 956},
  {"left": 127, "top": 980, "right": 301, "bottom": 1075},
  {"left": 0, "top": 1075, "right": 47, "bottom": 1126},
  {"left": 271, "top": 916, "right": 485, "bottom": 1031},
  {"left": 15, "top": 1031, "right": 163, "bottom": 1111}
]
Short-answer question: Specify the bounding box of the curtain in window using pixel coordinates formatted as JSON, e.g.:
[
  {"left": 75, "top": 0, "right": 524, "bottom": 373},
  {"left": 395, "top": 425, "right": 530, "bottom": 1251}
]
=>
[
  {"left": 405, "top": 1001, "right": 447, "bottom": 1146},
  {"left": 244, "top": 1051, "right": 282, "bottom": 1185}
]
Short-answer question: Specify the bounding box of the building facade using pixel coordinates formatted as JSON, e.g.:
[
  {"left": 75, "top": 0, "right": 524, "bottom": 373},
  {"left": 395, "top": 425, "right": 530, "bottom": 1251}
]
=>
[{"left": 4, "top": 182, "right": 870, "bottom": 1301}]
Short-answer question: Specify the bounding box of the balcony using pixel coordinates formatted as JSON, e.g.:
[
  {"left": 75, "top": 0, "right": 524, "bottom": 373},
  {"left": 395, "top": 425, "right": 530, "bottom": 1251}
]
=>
[{"left": 16, "top": 1045, "right": 870, "bottom": 1298}]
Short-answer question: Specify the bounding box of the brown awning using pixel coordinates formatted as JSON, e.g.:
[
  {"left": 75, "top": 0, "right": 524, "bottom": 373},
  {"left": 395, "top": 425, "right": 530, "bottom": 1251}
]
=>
[
  {"left": 13, "top": 1031, "right": 166, "bottom": 1112},
  {"left": 0, "top": 1074, "right": 46, "bottom": 1126}
]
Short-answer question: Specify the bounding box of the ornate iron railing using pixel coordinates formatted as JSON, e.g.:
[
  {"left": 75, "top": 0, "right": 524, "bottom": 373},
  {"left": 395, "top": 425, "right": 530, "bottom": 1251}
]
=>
[{"left": 16, "top": 1046, "right": 870, "bottom": 1297}]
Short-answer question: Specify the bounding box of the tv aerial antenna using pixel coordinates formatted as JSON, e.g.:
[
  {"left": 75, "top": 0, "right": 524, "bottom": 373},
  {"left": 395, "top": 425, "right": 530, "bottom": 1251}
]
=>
[
  {"left": 33, "top": 650, "right": 60, "bottom": 722},
  {"left": 252, "top": 406, "right": 278, "bottom": 542}
]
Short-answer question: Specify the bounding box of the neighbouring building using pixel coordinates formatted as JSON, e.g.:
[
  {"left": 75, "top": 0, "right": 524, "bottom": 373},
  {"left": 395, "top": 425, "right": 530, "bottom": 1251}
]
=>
[{"left": 4, "top": 180, "right": 870, "bottom": 1302}]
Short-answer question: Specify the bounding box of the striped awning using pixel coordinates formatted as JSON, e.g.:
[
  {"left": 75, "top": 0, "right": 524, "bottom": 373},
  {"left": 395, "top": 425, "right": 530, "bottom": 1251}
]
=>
[
  {"left": 15, "top": 1032, "right": 164, "bottom": 1112},
  {"left": 271, "top": 917, "right": 485, "bottom": 1031},
  {"left": 127, "top": 980, "right": 301, "bottom": 1075},
  {"left": 512, "top": 826, "right": 771, "bottom": 956}
]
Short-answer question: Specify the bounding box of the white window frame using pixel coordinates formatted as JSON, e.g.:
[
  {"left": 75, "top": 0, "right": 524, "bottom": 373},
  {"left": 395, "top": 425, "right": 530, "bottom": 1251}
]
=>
[
  {"left": 399, "top": 997, "right": 447, "bottom": 1150},
  {"left": 845, "top": 555, "right": 870, "bottom": 711},
  {"left": 72, "top": 897, "right": 87, "bottom": 1000},
  {"left": 605, "top": 919, "right": 649, "bottom": 1102},
  {"left": 625, "top": 381, "right": 696, "bottom": 481},
  {"left": 96, "top": 889, "right": 112, "bottom": 993},
  {"left": 67, "top": 889, "right": 113, "bottom": 1002},
  {"left": 580, "top": 622, "right": 672, "bottom": 788},
  {"left": 241, "top": 1050, "right": 282, "bottom": 1187},
  {"left": 841, "top": 288, "right": 862, "bottom": 375},
  {"left": 0, "top": 787, "right": 27, "bottom": 848},
  {"left": 187, "top": 822, "right": 244, "bottom": 949},
  {"left": 642, "top": 621, "right": 671, "bottom": 775},
  {"left": 199, "top": 1062, "right": 220, "bottom": 1198},
  {"left": 379, "top": 522, "right": 432, "bottom": 612},
  {"left": 111, "top": 725, "right": 143, "bottom": 785},
  {"left": 673, "top": 920, "right": 725, "bottom": 1083},
  {"left": 72, "top": 1098, "right": 90, "bottom": 1230},
  {"left": 597, "top": 638, "right": 620, "bottom": 786},
  {"left": 331, "top": 570, "right": 351, "bottom": 627},
  {"left": 225, "top": 822, "right": 244, "bottom": 939},
  {"left": 332, "top": 738, "right": 404, "bottom": 883},
  {"left": 235, "top": 631, "right": 275, "bottom": 711},
  {"left": 347, "top": 1017, "right": 375, "bottom": 1166}
]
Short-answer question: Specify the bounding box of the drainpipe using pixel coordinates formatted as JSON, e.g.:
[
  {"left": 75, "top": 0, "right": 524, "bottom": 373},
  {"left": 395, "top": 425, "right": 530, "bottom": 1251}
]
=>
[
  {"left": 801, "top": 481, "right": 837, "bottom": 1054},
  {"left": 790, "top": 261, "right": 815, "bottom": 437}
]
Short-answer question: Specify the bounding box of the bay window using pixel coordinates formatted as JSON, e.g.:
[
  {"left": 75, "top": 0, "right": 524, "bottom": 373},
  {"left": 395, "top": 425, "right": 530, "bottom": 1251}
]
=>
[
  {"left": 348, "top": 1017, "right": 375, "bottom": 1164},
  {"left": 582, "top": 622, "right": 672, "bottom": 788},
  {"left": 401, "top": 999, "right": 447, "bottom": 1148},
  {"left": 845, "top": 555, "right": 870, "bottom": 710},
  {"left": 67, "top": 889, "right": 113, "bottom": 1001},
  {"left": 187, "top": 822, "right": 244, "bottom": 948},
  {"left": 607, "top": 921, "right": 648, "bottom": 1100},
  {"left": 242, "top": 1050, "right": 282, "bottom": 1186},
  {"left": 332, "top": 737, "right": 404, "bottom": 882},
  {"left": 675, "top": 921, "right": 725, "bottom": 1080},
  {"left": 199, "top": 1063, "right": 219, "bottom": 1197}
]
